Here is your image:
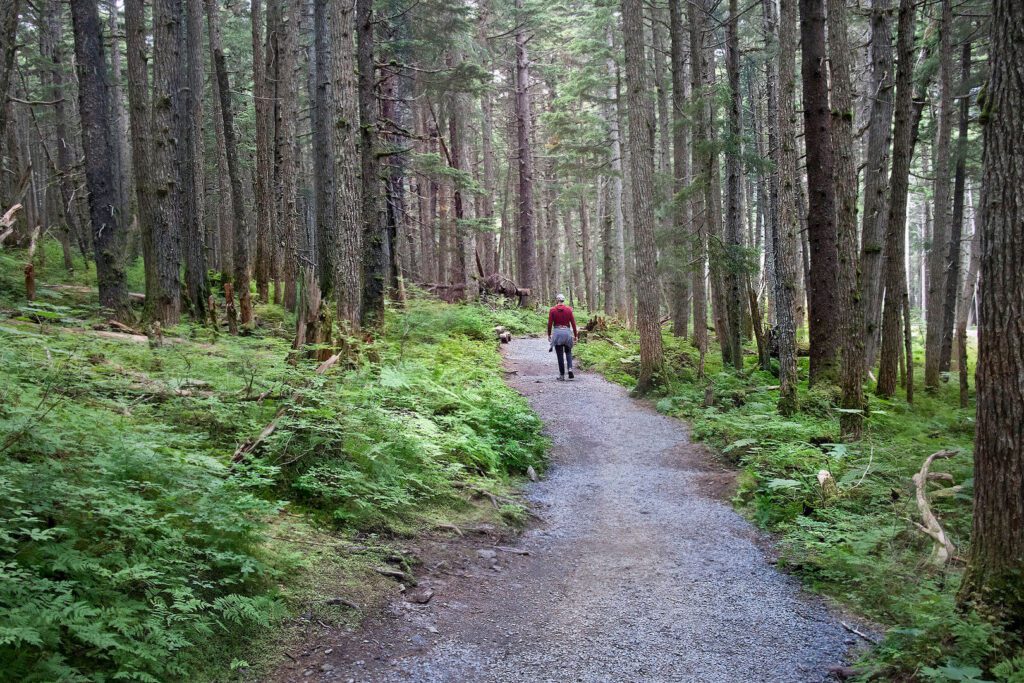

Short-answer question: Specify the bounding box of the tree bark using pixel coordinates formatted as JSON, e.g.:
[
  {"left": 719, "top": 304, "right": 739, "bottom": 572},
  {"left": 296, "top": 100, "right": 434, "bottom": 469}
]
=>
[
  {"left": 70, "top": 0, "right": 131, "bottom": 318},
  {"left": 860, "top": 0, "right": 895, "bottom": 371},
  {"left": 41, "top": 0, "right": 87, "bottom": 268},
  {"left": 687, "top": 0, "right": 708, "bottom": 359},
  {"left": 357, "top": 0, "right": 385, "bottom": 325},
  {"left": 771, "top": 0, "right": 801, "bottom": 414},
  {"left": 877, "top": 0, "right": 917, "bottom": 399},
  {"left": 272, "top": 0, "right": 301, "bottom": 311},
  {"left": 959, "top": 0, "right": 1024, "bottom": 629},
  {"left": 604, "top": 28, "right": 628, "bottom": 321},
  {"left": 621, "top": 0, "right": 664, "bottom": 394},
  {"left": 513, "top": 0, "right": 537, "bottom": 308},
  {"left": 940, "top": 41, "right": 971, "bottom": 373},
  {"left": 0, "top": 0, "right": 18, "bottom": 148},
  {"left": 149, "top": 0, "right": 185, "bottom": 324},
  {"left": 252, "top": 0, "right": 274, "bottom": 303},
  {"left": 828, "top": 0, "right": 864, "bottom": 437},
  {"left": 799, "top": 0, "right": 840, "bottom": 385},
  {"left": 723, "top": 0, "right": 743, "bottom": 370},
  {"left": 207, "top": 0, "right": 252, "bottom": 328},
  {"left": 955, "top": 189, "right": 980, "bottom": 407},
  {"left": 924, "top": 0, "right": 955, "bottom": 391},
  {"left": 668, "top": 0, "right": 690, "bottom": 339},
  {"left": 182, "top": 0, "right": 208, "bottom": 318}
]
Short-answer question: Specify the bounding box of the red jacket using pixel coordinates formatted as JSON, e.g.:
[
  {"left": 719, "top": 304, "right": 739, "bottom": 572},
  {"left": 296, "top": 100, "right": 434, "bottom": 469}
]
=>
[{"left": 547, "top": 304, "right": 578, "bottom": 336}]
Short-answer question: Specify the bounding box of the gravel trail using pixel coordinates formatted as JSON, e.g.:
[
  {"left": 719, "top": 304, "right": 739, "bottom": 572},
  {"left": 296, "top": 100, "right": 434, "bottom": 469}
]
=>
[{"left": 284, "top": 336, "right": 854, "bottom": 682}]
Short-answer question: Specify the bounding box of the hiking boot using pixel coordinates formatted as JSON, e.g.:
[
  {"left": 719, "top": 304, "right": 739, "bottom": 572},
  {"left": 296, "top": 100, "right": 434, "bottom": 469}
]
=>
[
  {"left": 568, "top": 370, "right": 575, "bottom": 379},
  {"left": 556, "top": 375, "right": 565, "bottom": 381}
]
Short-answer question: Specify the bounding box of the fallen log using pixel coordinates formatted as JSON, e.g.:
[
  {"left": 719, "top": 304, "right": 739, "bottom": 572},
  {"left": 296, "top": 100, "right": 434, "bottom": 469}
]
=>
[
  {"left": 912, "top": 449, "right": 959, "bottom": 566},
  {"left": 231, "top": 353, "right": 341, "bottom": 462},
  {"left": 0, "top": 203, "right": 22, "bottom": 247},
  {"left": 43, "top": 283, "right": 146, "bottom": 303}
]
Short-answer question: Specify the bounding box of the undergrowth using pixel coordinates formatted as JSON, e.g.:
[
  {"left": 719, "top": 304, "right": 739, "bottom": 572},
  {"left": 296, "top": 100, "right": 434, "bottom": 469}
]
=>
[
  {"left": 576, "top": 321, "right": 1022, "bottom": 682},
  {"left": 0, "top": 246, "right": 547, "bottom": 681}
]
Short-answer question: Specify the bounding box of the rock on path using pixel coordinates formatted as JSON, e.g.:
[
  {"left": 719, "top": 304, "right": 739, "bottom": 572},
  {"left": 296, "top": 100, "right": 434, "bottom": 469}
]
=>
[{"left": 281, "top": 336, "right": 853, "bottom": 683}]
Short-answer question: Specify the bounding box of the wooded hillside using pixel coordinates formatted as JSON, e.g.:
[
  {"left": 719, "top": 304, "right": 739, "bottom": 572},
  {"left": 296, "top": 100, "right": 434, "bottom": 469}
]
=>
[{"left": 1, "top": 0, "right": 1022, "bottom": 679}]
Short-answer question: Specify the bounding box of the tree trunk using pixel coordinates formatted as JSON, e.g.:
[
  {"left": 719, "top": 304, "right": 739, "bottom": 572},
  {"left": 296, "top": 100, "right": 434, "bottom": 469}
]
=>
[
  {"left": 207, "top": 0, "right": 252, "bottom": 329},
  {"left": 207, "top": 14, "right": 232, "bottom": 281},
  {"left": 252, "top": 0, "right": 273, "bottom": 303},
  {"left": 272, "top": 0, "right": 300, "bottom": 312},
  {"left": 604, "top": 29, "right": 628, "bottom": 321},
  {"left": 149, "top": 0, "right": 184, "bottom": 324},
  {"left": 687, "top": 0, "right": 708, "bottom": 358},
  {"left": 939, "top": 41, "right": 971, "bottom": 373},
  {"left": 70, "top": 0, "right": 131, "bottom": 318},
  {"left": 513, "top": 0, "right": 537, "bottom": 308},
  {"left": 312, "top": 0, "right": 359, "bottom": 328},
  {"left": 959, "top": 0, "right": 1024, "bottom": 628},
  {"left": 668, "top": 0, "right": 690, "bottom": 339},
  {"left": 357, "top": 0, "right": 385, "bottom": 325},
  {"left": 41, "top": 0, "right": 87, "bottom": 269},
  {"left": 0, "top": 0, "right": 18, "bottom": 147},
  {"left": 182, "top": 0, "right": 208, "bottom": 318},
  {"left": 769, "top": 0, "right": 801, "bottom": 414},
  {"left": 877, "top": 0, "right": 917, "bottom": 399},
  {"left": 860, "top": 0, "right": 895, "bottom": 371},
  {"left": 924, "top": 0, "right": 955, "bottom": 391},
  {"left": 799, "top": 0, "right": 840, "bottom": 385},
  {"left": 480, "top": 89, "right": 498, "bottom": 277},
  {"left": 828, "top": 0, "right": 864, "bottom": 437},
  {"left": 621, "top": 0, "right": 664, "bottom": 394},
  {"left": 724, "top": 0, "right": 744, "bottom": 370},
  {"left": 955, "top": 189, "right": 980, "bottom": 407},
  {"left": 579, "top": 195, "right": 595, "bottom": 310}
]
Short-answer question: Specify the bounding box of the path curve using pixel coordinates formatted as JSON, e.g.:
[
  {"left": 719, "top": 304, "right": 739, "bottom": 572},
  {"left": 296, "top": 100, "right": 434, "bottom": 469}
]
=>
[{"left": 284, "top": 337, "right": 854, "bottom": 682}]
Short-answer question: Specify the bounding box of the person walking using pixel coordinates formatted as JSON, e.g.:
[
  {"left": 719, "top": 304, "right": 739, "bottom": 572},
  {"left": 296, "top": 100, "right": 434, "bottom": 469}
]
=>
[{"left": 547, "top": 294, "right": 578, "bottom": 380}]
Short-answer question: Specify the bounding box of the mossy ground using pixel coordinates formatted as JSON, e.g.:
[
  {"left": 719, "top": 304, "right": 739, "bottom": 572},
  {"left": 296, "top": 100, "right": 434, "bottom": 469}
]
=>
[{"left": 0, "top": 243, "right": 547, "bottom": 682}]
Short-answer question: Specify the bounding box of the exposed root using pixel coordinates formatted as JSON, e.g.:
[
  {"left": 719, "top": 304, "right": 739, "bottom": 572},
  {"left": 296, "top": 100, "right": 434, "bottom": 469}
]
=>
[{"left": 911, "top": 449, "right": 959, "bottom": 566}]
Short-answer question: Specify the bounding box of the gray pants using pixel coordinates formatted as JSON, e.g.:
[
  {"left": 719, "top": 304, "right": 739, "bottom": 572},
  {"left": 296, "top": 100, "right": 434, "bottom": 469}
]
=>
[{"left": 552, "top": 327, "right": 574, "bottom": 376}]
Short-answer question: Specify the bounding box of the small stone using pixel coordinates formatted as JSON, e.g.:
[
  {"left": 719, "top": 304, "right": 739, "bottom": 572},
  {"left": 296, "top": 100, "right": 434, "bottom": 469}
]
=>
[
  {"left": 406, "top": 588, "right": 434, "bottom": 604},
  {"left": 527, "top": 466, "right": 539, "bottom": 482},
  {"left": 426, "top": 625, "right": 438, "bottom": 634},
  {"left": 477, "top": 549, "right": 497, "bottom": 560},
  {"left": 410, "top": 634, "right": 427, "bottom": 646},
  {"left": 323, "top": 648, "right": 333, "bottom": 655}
]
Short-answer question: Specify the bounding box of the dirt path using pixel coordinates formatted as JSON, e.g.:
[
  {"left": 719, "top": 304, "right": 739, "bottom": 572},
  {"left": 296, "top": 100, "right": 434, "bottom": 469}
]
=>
[{"left": 277, "top": 337, "right": 854, "bottom": 682}]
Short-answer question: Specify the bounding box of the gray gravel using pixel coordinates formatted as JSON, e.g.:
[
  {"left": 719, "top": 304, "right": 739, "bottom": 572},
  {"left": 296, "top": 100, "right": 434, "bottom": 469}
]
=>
[{"left": 309, "top": 337, "right": 854, "bottom": 683}]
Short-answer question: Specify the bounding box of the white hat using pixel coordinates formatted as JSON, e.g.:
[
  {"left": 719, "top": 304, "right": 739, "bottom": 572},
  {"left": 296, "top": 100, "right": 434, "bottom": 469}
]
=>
[{"left": 556, "top": 293, "right": 565, "bottom": 302}]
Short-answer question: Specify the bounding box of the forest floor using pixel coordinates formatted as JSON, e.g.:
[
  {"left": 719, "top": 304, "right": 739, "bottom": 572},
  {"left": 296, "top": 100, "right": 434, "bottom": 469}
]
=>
[{"left": 271, "top": 336, "right": 866, "bottom": 683}]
